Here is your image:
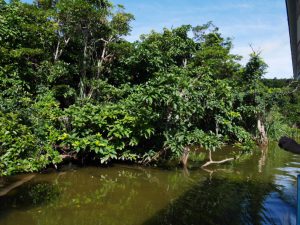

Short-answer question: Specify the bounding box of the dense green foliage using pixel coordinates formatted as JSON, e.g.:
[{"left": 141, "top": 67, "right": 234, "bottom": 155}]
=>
[{"left": 0, "top": 0, "right": 299, "bottom": 175}]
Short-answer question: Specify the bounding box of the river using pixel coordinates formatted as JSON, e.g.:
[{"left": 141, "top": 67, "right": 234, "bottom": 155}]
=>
[{"left": 0, "top": 142, "right": 299, "bottom": 225}]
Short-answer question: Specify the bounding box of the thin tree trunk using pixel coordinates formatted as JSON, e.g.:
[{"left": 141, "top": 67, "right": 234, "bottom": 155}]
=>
[
  {"left": 53, "top": 19, "right": 70, "bottom": 61},
  {"left": 215, "top": 120, "right": 219, "bottom": 136},
  {"left": 79, "top": 78, "right": 85, "bottom": 99},
  {"left": 54, "top": 38, "right": 69, "bottom": 61},
  {"left": 80, "top": 40, "right": 88, "bottom": 99},
  {"left": 54, "top": 40, "right": 61, "bottom": 61},
  {"left": 83, "top": 40, "right": 88, "bottom": 78},
  {"left": 181, "top": 146, "right": 190, "bottom": 167},
  {"left": 257, "top": 117, "right": 268, "bottom": 145},
  {"left": 97, "top": 42, "right": 107, "bottom": 79},
  {"left": 182, "top": 58, "right": 187, "bottom": 68}
]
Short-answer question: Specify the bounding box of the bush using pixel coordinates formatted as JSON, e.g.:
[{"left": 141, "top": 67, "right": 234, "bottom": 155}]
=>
[{"left": 0, "top": 92, "right": 62, "bottom": 176}]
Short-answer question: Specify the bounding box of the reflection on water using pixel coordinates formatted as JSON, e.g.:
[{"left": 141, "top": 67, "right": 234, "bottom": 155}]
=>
[
  {"left": 0, "top": 182, "right": 59, "bottom": 209},
  {"left": 145, "top": 178, "right": 276, "bottom": 225},
  {"left": 0, "top": 142, "right": 299, "bottom": 225}
]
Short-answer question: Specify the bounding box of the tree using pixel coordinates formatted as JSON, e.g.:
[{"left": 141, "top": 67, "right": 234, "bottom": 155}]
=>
[
  {"left": 238, "top": 52, "right": 269, "bottom": 145},
  {"left": 51, "top": 0, "right": 134, "bottom": 99},
  {"left": 0, "top": 0, "right": 297, "bottom": 175}
]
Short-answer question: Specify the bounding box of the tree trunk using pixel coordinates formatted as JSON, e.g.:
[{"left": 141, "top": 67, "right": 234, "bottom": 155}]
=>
[
  {"left": 83, "top": 40, "right": 88, "bottom": 78},
  {"left": 97, "top": 41, "right": 107, "bottom": 79},
  {"left": 54, "top": 37, "right": 70, "bottom": 61},
  {"left": 257, "top": 117, "right": 268, "bottom": 146},
  {"left": 181, "top": 146, "right": 190, "bottom": 167},
  {"left": 79, "top": 40, "right": 88, "bottom": 99},
  {"left": 182, "top": 58, "right": 187, "bottom": 68},
  {"left": 54, "top": 40, "right": 61, "bottom": 61}
]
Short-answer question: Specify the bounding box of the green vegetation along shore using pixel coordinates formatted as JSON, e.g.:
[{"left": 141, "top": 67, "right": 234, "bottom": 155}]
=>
[{"left": 0, "top": 0, "right": 299, "bottom": 176}]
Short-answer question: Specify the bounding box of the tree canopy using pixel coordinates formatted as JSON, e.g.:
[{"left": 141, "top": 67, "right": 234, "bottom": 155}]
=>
[{"left": 0, "top": 0, "right": 299, "bottom": 176}]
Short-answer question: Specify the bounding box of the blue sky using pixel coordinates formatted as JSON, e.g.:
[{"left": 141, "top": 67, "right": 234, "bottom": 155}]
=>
[
  {"left": 110, "top": 0, "right": 292, "bottom": 79},
  {"left": 22, "top": 0, "right": 292, "bottom": 78}
]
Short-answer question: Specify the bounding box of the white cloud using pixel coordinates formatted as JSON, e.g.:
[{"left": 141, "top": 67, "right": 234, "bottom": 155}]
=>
[
  {"left": 260, "top": 38, "right": 293, "bottom": 79},
  {"left": 121, "top": 0, "right": 293, "bottom": 78},
  {"left": 232, "top": 35, "right": 293, "bottom": 78}
]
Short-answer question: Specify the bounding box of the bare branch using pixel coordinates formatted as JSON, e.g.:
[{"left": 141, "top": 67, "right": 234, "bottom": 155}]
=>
[
  {"left": 64, "top": 37, "right": 70, "bottom": 45},
  {"left": 201, "top": 157, "right": 235, "bottom": 168},
  {"left": 249, "top": 44, "right": 262, "bottom": 55}
]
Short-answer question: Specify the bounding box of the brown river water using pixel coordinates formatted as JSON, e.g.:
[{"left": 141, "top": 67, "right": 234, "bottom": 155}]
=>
[{"left": 0, "top": 142, "right": 299, "bottom": 225}]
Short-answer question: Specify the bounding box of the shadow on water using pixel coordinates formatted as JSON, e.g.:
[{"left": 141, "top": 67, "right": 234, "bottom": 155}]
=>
[
  {"left": 0, "top": 178, "right": 60, "bottom": 225},
  {"left": 143, "top": 142, "right": 299, "bottom": 225},
  {"left": 143, "top": 176, "right": 278, "bottom": 225},
  {"left": 0, "top": 181, "right": 60, "bottom": 221},
  {"left": 0, "top": 181, "right": 60, "bottom": 210}
]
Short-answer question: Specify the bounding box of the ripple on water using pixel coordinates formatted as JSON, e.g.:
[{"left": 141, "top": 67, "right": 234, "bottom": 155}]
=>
[
  {"left": 276, "top": 167, "right": 300, "bottom": 179},
  {"left": 262, "top": 192, "right": 296, "bottom": 225},
  {"left": 289, "top": 161, "right": 300, "bottom": 166}
]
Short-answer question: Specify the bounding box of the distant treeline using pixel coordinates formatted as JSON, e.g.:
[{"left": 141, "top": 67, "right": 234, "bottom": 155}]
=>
[{"left": 262, "top": 78, "right": 294, "bottom": 88}]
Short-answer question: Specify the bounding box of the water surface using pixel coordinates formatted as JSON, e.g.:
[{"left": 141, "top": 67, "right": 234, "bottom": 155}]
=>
[{"left": 0, "top": 143, "right": 299, "bottom": 225}]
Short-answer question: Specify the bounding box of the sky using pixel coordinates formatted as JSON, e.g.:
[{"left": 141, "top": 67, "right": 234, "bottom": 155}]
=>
[
  {"left": 21, "top": 0, "right": 293, "bottom": 78},
  {"left": 109, "top": 0, "right": 293, "bottom": 79}
]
